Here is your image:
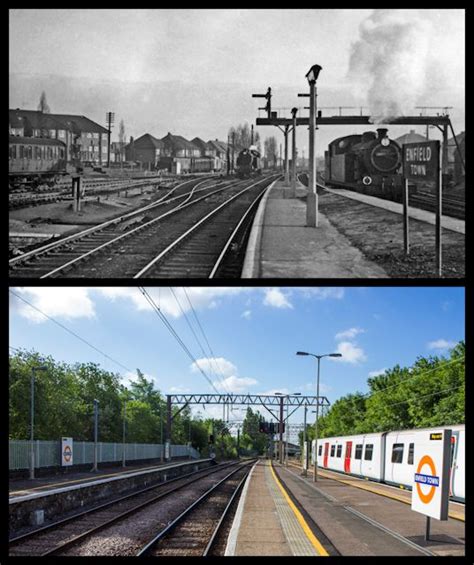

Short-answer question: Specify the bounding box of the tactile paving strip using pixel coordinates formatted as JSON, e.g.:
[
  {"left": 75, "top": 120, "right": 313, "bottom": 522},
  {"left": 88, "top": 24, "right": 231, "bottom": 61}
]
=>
[{"left": 264, "top": 463, "right": 319, "bottom": 556}]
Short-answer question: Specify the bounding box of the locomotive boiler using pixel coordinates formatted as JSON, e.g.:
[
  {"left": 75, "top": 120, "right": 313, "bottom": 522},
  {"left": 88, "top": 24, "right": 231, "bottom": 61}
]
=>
[
  {"left": 235, "top": 146, "right": 261, "bottom": 179},
  {"left": 324, "top": 128, "right": 402, "bottom": 197}
]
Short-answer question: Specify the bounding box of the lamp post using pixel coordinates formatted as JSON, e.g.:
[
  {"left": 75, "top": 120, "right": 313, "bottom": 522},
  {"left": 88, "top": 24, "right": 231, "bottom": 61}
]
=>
[
  {"left": 29, "top": 365, "right": 48, "bottom": 480},
  {"left": 291, "top": 107, "right": 298, "bottom": 198},
  {"left": 122, "top": 400, "right": 127, "bottom": 468},
  {"left": 302, "top": 403, "right": 308, "bottom": 476},
  {"left": 305, "top": 64, "right": 322, "bottom": 227},
  {"left": 160, "top": 402, "right": 164, "bottom": 463},
  {"left": 92, "top": 399, "right": 99, "bottom": 472},
  {"left": 296, "top": 350, "right": 341, "bottom": 481},
  {"left": 275, "top": 392, "right": 285, "bottom": 464}
]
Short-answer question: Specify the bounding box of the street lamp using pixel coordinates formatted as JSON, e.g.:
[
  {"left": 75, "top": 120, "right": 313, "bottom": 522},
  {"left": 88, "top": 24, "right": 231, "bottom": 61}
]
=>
[
  {"left": 30, "top": 365, "right": 48, "bottom": 480},
  {"left": 122, "top": 400, "right": 127, "bottom": 468},
  {"left": 291, "top": 107, "right": 298, "bottom": 198},
  {"left": 296, "top": 350, "right": 341, "bottom": 481},
  {"left": 305, "top": 64, "right": 322, "bottom": 227}
]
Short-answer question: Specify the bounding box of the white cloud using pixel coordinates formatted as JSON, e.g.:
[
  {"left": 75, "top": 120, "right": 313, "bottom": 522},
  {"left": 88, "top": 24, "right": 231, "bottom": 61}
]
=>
[
  {"left": 241, "top": 310, "right": 252, "bottom": 319},
  {"left": 11, "top": 287, "right": 96, "bottom": 323},
  {"left": 213, "top": 375, "right": 258, "bottom": 393},
  {"left": 298, "top": 288, "right": 345, "bottom": 300},
  {"left": 335, "top": 327, "right": 365, "bottom": 341},
  {"left": 95, "top": 287, "right": 250, "bottom": 318},
  {"left": 191, "top": 357, "right": 237, "bottom": 378},
  {"left": 169, "top": 385, "right": 191, "bottom": 393},
  {"left": 331, "top": 341, "right": 367, "bottom": 364},
  {"left": 263, "top": 288, "right": 293, "bottom": 309},
  {"left": 427, "top": 339, "right": 457, "bottom": 351},
  {"left": 368, "top": 368, "right": 387, "bottom": 378}
]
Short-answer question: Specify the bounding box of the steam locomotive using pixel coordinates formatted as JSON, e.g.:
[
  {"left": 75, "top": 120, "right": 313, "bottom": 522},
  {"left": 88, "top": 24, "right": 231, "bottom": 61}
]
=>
[
  {"left": 235, "top": 146, "right": 262, "bottom": 179},
  {"left": 324, "top": 128, "right": 402, "bottom": 197}
]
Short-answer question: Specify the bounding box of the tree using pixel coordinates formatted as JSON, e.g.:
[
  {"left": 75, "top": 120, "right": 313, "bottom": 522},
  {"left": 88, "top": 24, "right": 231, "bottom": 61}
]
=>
[
  {"left": 118, "top": 120, "right": 126, "bottom": 164},
  {"left": 264, "top": 136, "right": 278, "bottom": 168},
  {"left": 38, "top": 91, "right": 50, "bottom": 113}
]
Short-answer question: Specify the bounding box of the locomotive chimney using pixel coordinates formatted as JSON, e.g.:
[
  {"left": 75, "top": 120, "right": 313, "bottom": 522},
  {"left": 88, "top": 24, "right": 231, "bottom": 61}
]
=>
[{"left": 377, "top": 128, "right": 388, "bottom": 139}]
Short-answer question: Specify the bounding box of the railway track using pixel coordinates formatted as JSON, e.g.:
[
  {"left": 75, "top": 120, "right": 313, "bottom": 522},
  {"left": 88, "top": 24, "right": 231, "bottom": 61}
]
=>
[
  {"left": 10, "top": 174, "right": 279, "bottom": 279},
  {"left": 298, "top": 173, "right": 465, "bottom": 220},
  {"left": 9, "top": 460, "right": 252, "bottom": 557}
]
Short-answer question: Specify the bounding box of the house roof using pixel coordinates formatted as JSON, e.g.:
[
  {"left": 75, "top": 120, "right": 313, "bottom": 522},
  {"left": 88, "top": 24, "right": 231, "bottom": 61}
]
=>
[
  {"left": 161, "top": 132, "right": 197, "bottom": 151},
  {"left": 132, "top": 133, "right": 164, "bottom": 149},
  {"left": 9, "top": 135, "right": 66, "bottom": 146},
  {"left": 191, "top": 137, "right": 211, "bottom": 152},
  {"left": 9, "top": 109, "right": 109, "bottom": 135},
  {"left": 393, "top": 130, "right": 427, "bottom": 146},
  {"left": 207, "top": 139, "right": 228, "bottom": 153}
]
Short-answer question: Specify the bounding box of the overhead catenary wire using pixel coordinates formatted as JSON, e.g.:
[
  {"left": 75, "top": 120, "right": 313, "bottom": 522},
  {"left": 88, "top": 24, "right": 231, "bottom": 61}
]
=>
[
  {"left": 137, "top": 287, "right": 221, "bottom": 395},
  {"left": 9, "top": 290, "right": 133, "bottom": 373}
]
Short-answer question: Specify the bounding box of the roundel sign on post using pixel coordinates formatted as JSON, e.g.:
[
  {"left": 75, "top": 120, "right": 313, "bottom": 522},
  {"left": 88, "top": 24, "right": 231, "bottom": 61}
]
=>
[
  {"left": 61, "top": 437, "right": 73, "bottom": 467},
  {"left": 411, "top": 429, "right": 451, "bottom": 520}
]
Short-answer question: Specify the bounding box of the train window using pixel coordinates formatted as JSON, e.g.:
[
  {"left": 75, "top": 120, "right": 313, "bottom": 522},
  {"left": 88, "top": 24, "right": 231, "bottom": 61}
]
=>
[
  {"left": 27, "top": 146, "right": 33, "bottom": 159},
  {"left": 9, "top": 145, "right": 17, "bottom": 159},
  {"left": 364, "top": 444, "right": 374, "bottom": 461},
  {"left": 318, "top": 445, "right": 322, "bottom": 456},
  {"left": 407, "top": 443, "right": 414, "bottom": 465},
  {"left": 19, "top": 145, "right": 24, "bottom": 158},
  {"left": 355, "top": 444, "right": 363, "bottom": 459},
  {"left": 330, "top": 445, "right": 335, "bottom": 457},
  {"left": 336, "top": 445, "right": 342, "bottom": 458},
  {"left": 391, "top": 444, "right": 404, "bottom": 463}
]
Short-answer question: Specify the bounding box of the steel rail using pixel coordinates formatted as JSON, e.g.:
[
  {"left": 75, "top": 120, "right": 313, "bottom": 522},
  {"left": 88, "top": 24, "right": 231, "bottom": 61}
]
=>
[
  {"left": 9, "top": 176, "right": 210, "bottom": 267},
  {"left": 134, "top": 175, "right": 280, "bottom": 278},
  {"left": 37, "top": 178, "right": 246, "bottom": 278},
  {"left": 136, "top": 460, "right": 255, "bottom": 556},
  {"left": 9, "top": 461, "right": 237, "bottom": 554}
]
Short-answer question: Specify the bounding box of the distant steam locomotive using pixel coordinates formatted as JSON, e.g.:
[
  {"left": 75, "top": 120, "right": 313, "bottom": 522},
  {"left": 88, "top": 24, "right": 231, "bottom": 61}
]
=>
[
  {"left": 324, "top": 128, "right": 402, "bottom": 196},
  {"left": 235, "top": 146, "right": 261, "bottom": 179}
]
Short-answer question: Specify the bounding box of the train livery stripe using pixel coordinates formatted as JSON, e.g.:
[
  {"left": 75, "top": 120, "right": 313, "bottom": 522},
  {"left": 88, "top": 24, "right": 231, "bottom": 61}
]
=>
[{"left": 269, "top": 462, "right": 329, "bottom": 556}]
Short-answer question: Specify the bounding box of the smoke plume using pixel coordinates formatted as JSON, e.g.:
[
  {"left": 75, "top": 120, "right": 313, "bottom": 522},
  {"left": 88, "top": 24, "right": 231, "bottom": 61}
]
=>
[{"left": 348, "top": 10, "right": 433, "bottom": 122}]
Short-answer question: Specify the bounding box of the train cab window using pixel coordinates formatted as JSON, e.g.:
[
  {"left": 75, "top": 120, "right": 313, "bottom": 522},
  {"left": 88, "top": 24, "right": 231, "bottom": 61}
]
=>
[
  {"left": 407, "top": 443, "right": 414, "bottom": 465},
  {"left": 9, "top": 145, "right": 17, "bottom": 159},
  {"left": 391, "top": 443, "right": 404, "bottom": 463},
  {"left": 355, "top": 444, "right": 363, "bottom": 459},
  {"left": 364, "top": 444, "right": 374, "bottom": 461},
  {"left": 27, "top": 146, "right": 33, "bottom": 159},
  {"left": 318, "top": 445, "right": 322, "bottom": 456},
  {"left": 336, "top": 445, "right": 342, "bottom": 458},
  {"left": 19, "top": 145, "right": 24, "bottom": 158},
  {"left": 330, "top": 445, "right": 335, "bottom": 457}
]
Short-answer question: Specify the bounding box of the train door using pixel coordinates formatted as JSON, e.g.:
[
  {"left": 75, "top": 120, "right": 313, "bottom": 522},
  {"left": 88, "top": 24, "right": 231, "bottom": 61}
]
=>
[
  {"left": 323, "top": 442, "right": 330, "bottom": 468},
  {"left": 344, "top": 441, "right": 352, "bottom": 473}
]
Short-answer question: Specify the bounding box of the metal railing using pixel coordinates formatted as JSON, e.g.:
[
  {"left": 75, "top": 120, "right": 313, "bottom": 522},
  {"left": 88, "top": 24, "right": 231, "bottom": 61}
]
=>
[{"left": 9, "top": 440, "right": 200, "bottom": 470}]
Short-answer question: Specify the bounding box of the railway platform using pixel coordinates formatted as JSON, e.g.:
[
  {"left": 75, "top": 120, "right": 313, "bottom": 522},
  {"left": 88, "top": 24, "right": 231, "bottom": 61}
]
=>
[
  {"left": 242, "top": 178, "right": 389, "bottom": 278},
  {"left": 9, "top": 458, "right": 214, "bottom": 532},
  {"left": 234, "top": 460, "right": 464, "bottom": 556}
]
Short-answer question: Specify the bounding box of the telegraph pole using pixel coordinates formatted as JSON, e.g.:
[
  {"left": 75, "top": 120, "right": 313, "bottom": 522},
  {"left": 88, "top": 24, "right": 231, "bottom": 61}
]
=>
[
  {"left": 106, "top": 111, "right": 115, "bottom": 168},
  {"left": 291, "top": 107, "right": 298, "bottom": 197}
]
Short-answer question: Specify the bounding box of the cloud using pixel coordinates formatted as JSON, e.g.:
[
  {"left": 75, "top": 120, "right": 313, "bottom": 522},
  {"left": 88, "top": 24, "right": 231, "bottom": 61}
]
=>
[
  {"left": 331, "top": 341, "right": 367, "bottom": 364},
  {"left": 427, "top": 339, "right": 457, "bottom": 351},
  {"left": 95, "top": 287, "right": 250, "bottom": 318},
  {"left": 298, "top": 288, "right": 345, "bottom": 300},
  {"left": 263, "top": 288, "right": 293, "bottom": 309},
  {"left": 241, "top": 310, "right": 252, "bottom": 320},
  {"left": 335, "top": 327, "right": 365, "bottom": 341},
  {"left": 11, "top": 287, "right": 96, "bottom": 323},
  {"left": 212, "top": 375, "right": 258, "bottom": 393},
  {"left": 169, "top": 385, "right": 191, "bottom": 393},
  {"left": 368, "top": 368, "right": 387, "bottom": 378},
  {"left": 191, "top": 357, "right": 237, "bottom": 378}
]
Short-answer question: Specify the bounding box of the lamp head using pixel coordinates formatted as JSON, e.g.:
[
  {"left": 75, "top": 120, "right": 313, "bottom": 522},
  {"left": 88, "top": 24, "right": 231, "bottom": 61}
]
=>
[
  {"left": 296, "top": 351, "right": 309, "bottom": 356},
  {"left": 306, "top": 64, "right": 322, "bottom": 84},
  {"left": 329, "top": 353, "right": 342, "bottom": 358}
]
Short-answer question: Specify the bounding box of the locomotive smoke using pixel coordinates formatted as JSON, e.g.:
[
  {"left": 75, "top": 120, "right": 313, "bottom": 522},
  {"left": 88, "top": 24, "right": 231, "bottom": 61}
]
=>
[{"left": 348, "top": 10, "right": 432, "bottom": 122}]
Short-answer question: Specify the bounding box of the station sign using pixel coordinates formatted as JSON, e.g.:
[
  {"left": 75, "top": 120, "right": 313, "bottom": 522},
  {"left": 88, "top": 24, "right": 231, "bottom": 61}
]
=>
[
  {"left": 411, "top": 429, "right": 451, "bottom": 520},
  {"left": 303, "top": 442, "right": 309, "bottom": 470},
  {"left": 61, "top": 437, "right": 73, "bottom": 466},
  {"left": 403, "top": 140, "right": 440, "bottom": 181},
  {"left": 165, "top": 440, "right": 171, "bottom": 461}
]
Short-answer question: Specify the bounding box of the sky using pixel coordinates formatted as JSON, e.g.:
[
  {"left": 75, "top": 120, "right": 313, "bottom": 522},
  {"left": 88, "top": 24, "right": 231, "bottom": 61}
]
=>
[
  {"left": 9, "top": 9, "right": 465, "bottom": 157},
  {"left": 9, "top": 286, "right": 464, "bottom": 440}
]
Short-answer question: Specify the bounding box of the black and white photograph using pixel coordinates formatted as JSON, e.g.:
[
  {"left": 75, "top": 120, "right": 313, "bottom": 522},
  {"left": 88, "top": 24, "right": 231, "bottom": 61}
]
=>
[{"left": 8, "top": 9, "right": 465, "bottom": 279}]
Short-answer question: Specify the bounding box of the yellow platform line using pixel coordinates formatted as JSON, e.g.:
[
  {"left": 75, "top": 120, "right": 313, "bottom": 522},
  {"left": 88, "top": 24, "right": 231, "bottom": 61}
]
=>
[
  {"left": 287, "top": 461, "right": 464, "bottom": 523},
  {"left": 269, "top": 461, "right": 329, "bottom": 556}
]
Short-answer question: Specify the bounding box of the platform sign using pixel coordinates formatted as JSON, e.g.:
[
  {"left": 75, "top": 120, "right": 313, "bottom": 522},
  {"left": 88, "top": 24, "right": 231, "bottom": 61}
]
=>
[
  {"left": 61, "top": 437, "right": 73, "bottom": 466},
  {"left": 411, "top": 429, "right": 451, "bottom": 520},
  {"left": 165, "top": 440, "right": 171, "bottom": 461},
  {"left": 303, "top": 442, "right": 309, "bottom": 470},
  {"left": 403, "top": 141, "right": 440, "bottom": 181}
]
